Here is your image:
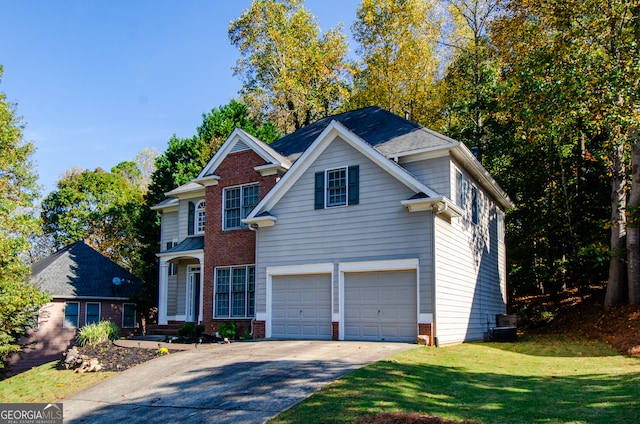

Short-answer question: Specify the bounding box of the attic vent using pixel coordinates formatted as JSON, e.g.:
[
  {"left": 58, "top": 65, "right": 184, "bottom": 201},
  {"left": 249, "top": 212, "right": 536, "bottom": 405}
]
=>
[{"left": 231, "top": 141, "right": 250, "bottom": 153}]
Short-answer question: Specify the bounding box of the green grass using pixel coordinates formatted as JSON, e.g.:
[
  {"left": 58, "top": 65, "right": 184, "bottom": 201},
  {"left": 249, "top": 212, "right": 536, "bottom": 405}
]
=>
[
  {"left": 272, "top": 334, "right": 640, "bottom": 424},
  {"left": 0, "top": 361, "right": 114, "bottom": 403}
]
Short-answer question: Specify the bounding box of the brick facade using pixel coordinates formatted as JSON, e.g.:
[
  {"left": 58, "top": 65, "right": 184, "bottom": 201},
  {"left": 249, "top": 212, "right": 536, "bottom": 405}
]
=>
[
  {"left": 332, "top": 322, "right": 339, "bottom": 341},
  {"left": 418, "top": 322, "right": 433, "bottom": 346},
  {"left": 201, "top": 149, "right": 279, "bottom": 333}
]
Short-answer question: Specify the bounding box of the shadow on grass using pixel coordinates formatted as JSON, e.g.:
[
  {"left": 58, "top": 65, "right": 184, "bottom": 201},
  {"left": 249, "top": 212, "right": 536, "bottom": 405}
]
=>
[
  {"left": 485, "top": 333, "right": 622, "bottom": 357},
  {"left": 276, "top": 359, "right": 640, "bottom": 424}
]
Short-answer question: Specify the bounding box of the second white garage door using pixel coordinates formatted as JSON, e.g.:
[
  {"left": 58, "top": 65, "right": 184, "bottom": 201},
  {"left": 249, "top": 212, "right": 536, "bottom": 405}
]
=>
[
  {"left": 271, "top": 274, "right": 332, "bottom": 339},
  {"left": 344, "top": 270, "right": 417, "bottom": 342}
]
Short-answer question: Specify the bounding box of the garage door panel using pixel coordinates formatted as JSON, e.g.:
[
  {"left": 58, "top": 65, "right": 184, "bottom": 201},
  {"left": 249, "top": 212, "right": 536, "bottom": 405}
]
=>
[
  {"left": 345, "top": 270, "right": 417, "bottom": 342},
  {"left": 271, "top": 274, "right": 331, "bottom": 340}
]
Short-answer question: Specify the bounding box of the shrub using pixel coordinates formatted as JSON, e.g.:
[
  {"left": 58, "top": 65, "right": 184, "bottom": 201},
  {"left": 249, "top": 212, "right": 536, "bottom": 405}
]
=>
[
  {"left": 177, "top": 322, "right": 206, "bottom": 339},
  {"left": 77, "top": 321, "right": 119, "bottom": 347},
  {"left": 218, "top": 322, "right": 237, "bottom": 340}
]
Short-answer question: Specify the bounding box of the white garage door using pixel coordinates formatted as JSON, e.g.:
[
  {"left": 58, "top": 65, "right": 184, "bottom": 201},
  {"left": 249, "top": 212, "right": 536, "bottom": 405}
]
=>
[
  {"left": 345, "top": 270, "right": 417, "bottom": 342},
  {"left": 271, "top": 274, "right": 332, "bottom": 339}
]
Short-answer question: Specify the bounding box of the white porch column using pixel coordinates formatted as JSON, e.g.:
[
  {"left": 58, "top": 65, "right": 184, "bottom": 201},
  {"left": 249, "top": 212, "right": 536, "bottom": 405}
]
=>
[
  {"left": 158, "top": 258, "right": 169, "bottom": 325},
  {"left": 196, "top": 253, "right": 204, "bottom": 324}
]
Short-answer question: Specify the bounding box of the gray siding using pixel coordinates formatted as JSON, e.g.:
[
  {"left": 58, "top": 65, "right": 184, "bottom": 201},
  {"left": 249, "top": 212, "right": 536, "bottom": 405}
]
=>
[
  {"left": 434, "top": 182, "right": 507, "bottom": 345},
  {"left": 402, "top": 156, "right": 451, "bottom": 197},
  {"left": 160, "top": 211, "right": 179, "bottom": 251},
  {"left": 256, "top": 136, "right": 434, "bottom": 317}
]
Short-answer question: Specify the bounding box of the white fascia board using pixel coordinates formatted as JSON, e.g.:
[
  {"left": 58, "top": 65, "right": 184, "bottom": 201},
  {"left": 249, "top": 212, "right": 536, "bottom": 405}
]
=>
[
  {"left": 52, "top": 296, "right": 133, "bottom": 301},
  {"left": 246, "top": 120, "right": 440, "bottom": 220},
  {"left": 267, "top": 263, "right": 334, "bottom": 275},
  {"left": 197, "top": 128, "right": 291, "bottom": 179},
  {"left": 254, "top": 163, "right": 288, "bottom": 176},
  {"left": 164, "top": 182, "right": 205, "bottom": 199},
  {"left": 150, "top": 198, "right": 179, "bottom": 212},
  {"left": 156, "top": 249, "right": 204, "bottom": 259},
  {"left": 191, "top": 175, "right": 220, "bottom": 187},
  {"left": 242, "top": 214, "right": 277, "bottom": 228},
  {"left": 339, "top": 258, "right": 419, "bottom": 273},
  {"left": 401, "top": 196, "right": 463, "bottom": 218}
]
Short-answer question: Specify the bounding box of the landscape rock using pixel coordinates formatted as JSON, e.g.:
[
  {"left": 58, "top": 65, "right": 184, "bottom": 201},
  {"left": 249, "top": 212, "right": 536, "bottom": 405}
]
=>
[{"left": 61, "top": 347, "right": 104, "bottom": 373}]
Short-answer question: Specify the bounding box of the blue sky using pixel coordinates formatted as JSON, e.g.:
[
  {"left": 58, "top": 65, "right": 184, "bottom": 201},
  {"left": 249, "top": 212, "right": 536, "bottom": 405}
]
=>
[{"left": 1, "top": 0, "right": 360, "bottom": 195}]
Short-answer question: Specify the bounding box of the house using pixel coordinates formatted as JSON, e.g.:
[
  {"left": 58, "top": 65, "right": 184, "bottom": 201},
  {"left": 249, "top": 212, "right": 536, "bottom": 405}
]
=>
[
  {"left": 7, "top": 241, "right": 141, "bottom": 374},
  {"left": 153, "top": 106, "right": 513, "bottom": 345}
]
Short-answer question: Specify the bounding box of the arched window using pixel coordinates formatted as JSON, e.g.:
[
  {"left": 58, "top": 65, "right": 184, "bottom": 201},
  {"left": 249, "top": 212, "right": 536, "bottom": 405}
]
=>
[{"left": 195, "top": 200, "right": 206, "bottom": 233}]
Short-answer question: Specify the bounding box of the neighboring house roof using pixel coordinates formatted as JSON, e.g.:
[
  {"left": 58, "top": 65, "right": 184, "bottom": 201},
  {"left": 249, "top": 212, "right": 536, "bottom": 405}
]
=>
[{"left": 31, "top": 241, "right": 141, "bottom": 299}]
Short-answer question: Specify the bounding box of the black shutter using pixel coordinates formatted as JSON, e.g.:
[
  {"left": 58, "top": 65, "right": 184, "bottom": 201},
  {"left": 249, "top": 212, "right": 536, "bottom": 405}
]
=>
[
  {"left": 314, "top": 171, "right": 325, "bottom": 209},
  {"left": 348, "top": 165, "right": 359, "bottom": 205},
  {"left": 188, "top": 201, "right": 195, "bottom": 235}
]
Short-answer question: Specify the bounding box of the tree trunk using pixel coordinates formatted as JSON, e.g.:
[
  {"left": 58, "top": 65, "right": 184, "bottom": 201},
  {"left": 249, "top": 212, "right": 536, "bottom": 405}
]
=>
[
  {"left": 605, "top": 143, "right": 627, "bottom": 310},
  {"left": 628, "top": 134, "right": 640, "bottom": 304}
]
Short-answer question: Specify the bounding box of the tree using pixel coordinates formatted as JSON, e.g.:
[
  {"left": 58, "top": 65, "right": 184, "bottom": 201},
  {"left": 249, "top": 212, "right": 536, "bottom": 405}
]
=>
[
  {"left": 435, "top": 0, "right": 506, "bottom": 160},
  {"left": 133, "top": 101, "right": 281, "bottom": 321},
  {"left": 229, "top": 0, "right": 351, "bottom": 134},
  {"left": 491, "top": 0, "right": 639, "bottom": 304},
  {"left": 41, "top": 164, "right": 144, "bottom": 270},
  {"left": 0, "top": 65, "right": 50, "bottom": 368},
  {"left": 350, "top": 0, "right": 440, "bottom": 124}
]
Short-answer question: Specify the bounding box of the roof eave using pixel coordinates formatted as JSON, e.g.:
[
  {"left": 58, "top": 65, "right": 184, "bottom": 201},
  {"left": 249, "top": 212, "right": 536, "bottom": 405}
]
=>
[{"left": 401, "top": 196, "right": 463, "bottom": 218}]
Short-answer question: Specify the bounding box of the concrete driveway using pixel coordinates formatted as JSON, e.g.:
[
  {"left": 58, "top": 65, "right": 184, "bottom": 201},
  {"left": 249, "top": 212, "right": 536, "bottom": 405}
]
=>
[{"left": 63, "top": 340, "right": 413, "bottom": 423}]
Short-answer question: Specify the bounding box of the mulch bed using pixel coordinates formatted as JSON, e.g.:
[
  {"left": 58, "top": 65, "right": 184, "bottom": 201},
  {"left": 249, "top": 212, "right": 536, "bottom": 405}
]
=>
[{"left": 66, "top": 342, "right": 160, "bottom": 372}]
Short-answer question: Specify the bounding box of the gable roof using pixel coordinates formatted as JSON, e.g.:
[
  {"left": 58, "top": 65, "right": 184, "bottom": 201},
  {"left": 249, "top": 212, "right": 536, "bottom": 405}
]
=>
[
  {"left": 270, "top": 106, "right": 457, "bottom": 161},
  {"left": 244, "top": 119, "right": 445, "bottom": 224},
  {"left": 197, "top": 127, "right": 291, "bottom": 179},
  {"left": 269, "top": 106, "right": 512, "bottom": 210},
  {"left": 31, "top": 241, "right": 141, "bottom": 299}
]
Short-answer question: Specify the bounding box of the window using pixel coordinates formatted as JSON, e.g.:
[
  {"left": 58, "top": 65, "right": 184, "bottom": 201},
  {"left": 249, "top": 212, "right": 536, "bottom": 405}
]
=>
[
  {"left": 471, "top": 186, "right": 479, "bottom": 225},
  {"left": 63, "top": 302, "right": 79, "bottom": 328},
  {"left": 497, "top": 211, "right": 505, "bottom": 243},
  {"left": 215, "top": 265, "right": 255, "bottom": 318},
  {"left": 86, "top": 302, "right": 100, "bottom": 325},
  {"left": 168, "top": 262, "right": 178, "bottom": 276},
  {"left": 456, "top": 171, "right": 466, "bottom": 208},
  {"left": 315, "top": 165, "right": 359, "bottom": 209},
  {"left": 195, "top": 200, "right": 206, "bottom": 233},
  {"left": 122, "top": 303, "right": 136, "bottom": 328},
  {"left": 224, "top": 184, "right": 259, "bottom": 229}
]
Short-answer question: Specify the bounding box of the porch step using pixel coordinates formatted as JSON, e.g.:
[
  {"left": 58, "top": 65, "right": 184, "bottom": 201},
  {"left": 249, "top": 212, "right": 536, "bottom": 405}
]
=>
[{"left": 147, "top": 322, "right": 183, "bottom": 337}]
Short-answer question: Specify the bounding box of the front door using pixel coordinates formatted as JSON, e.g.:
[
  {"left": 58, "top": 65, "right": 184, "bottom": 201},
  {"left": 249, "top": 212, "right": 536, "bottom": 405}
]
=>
[{"left": 186, "top": 266, "right": 201, "bottom": 322}]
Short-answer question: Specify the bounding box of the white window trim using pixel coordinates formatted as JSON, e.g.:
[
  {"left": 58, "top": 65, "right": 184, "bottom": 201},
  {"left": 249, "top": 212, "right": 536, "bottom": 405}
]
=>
[
  {"left": 223, "top": 183, "right": 260, "bottom": 230},
  {"left": 122, "top": 303, "right": 137, "bottom": 328},
  {"left": 63, "top": 301, "right": 80, "bottom": 328},
  {"left": 85, "top": 302, "right": 101, "bottom": 325},
  {"left": 214, "top": 264, "right": 256, "bottom": 318},
  {"left": 325, "top": 166, "right": 348, "bottom": 208},
  {"left": 195, "top": 199, "right": 206, "bottom": 234}
]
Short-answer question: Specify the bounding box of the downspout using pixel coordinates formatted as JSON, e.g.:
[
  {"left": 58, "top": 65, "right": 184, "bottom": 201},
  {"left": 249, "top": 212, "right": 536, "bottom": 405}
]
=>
[{"left": 431, "top": 210, "right": 439, "bottom": 347}]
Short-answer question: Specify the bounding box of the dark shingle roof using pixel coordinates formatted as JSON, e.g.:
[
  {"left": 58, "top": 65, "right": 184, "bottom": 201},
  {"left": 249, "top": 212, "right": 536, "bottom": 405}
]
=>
[
  {"left": 270, "top": 106, "right": 457, "bottom": 161},
  {"left": 165, "top": 236, "right": 204, "bottom": 253},
  {"left": 31, "top": 241, "right": 141, "bottom": 298}
]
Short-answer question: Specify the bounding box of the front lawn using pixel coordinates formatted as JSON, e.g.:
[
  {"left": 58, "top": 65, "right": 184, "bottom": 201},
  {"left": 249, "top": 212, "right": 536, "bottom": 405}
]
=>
[
  {"left": 272, "top": 334, "right": 640, "bottom": 424},
  {"left": 0, "top": 361, "right": 114, "bottom": 403}
]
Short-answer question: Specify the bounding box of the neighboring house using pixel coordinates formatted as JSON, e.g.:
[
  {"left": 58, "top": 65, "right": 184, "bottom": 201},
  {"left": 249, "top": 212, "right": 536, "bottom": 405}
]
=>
[
  {"left": 8, "top": 241, "right": 141, "bottom": 374},
  {"left": 154, "top": 106, "right": 513, "bottom": 345}
]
